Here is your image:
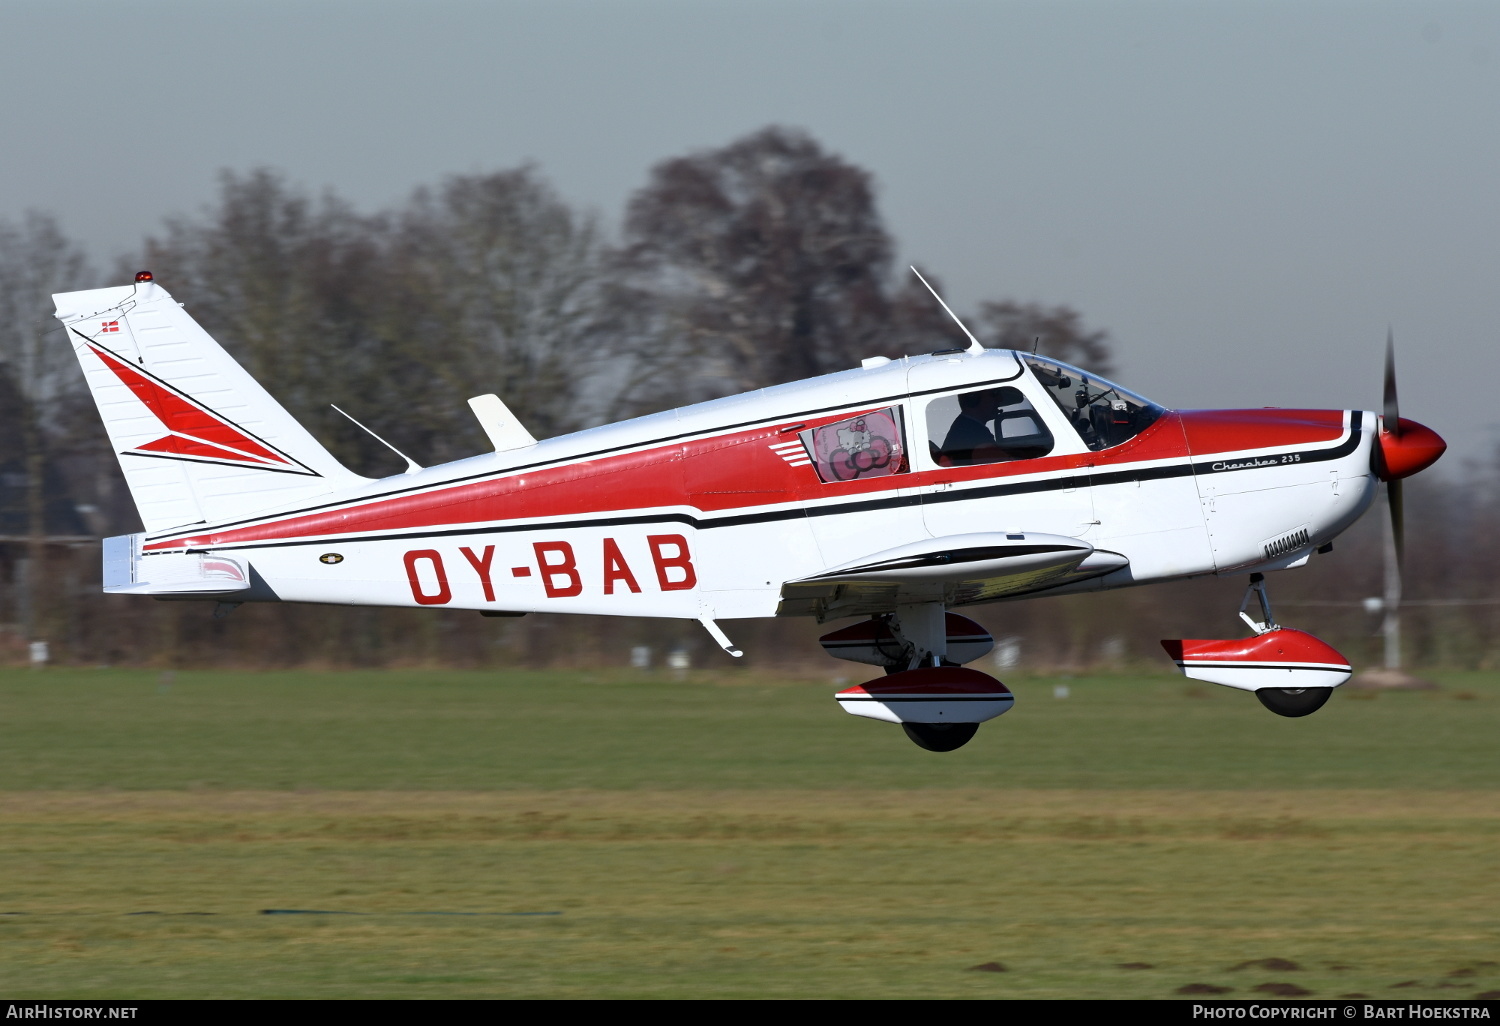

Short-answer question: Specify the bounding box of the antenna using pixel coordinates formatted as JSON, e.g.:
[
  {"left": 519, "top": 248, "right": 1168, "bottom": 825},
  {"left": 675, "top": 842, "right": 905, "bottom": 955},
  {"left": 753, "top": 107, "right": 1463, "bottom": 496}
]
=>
[
  {"left": 1032, "top": 335, "right": 1040, "bottom": 355},
  {"left": 330, "top": 404, "right": 423, "bottom": 475},
  {"left": 910, "top": 266, "right": 984, "bottom": 354}
]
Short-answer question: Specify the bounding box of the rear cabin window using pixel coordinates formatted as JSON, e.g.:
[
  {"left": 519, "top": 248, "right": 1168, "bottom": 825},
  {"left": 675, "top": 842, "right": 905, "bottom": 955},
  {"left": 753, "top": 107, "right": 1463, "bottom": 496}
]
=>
[
  {"left": 925, "top": 387, "right": 1055, "bottom": 467},
  {"left": 799, "top": 407, "right": 908, "bottom": 483}
]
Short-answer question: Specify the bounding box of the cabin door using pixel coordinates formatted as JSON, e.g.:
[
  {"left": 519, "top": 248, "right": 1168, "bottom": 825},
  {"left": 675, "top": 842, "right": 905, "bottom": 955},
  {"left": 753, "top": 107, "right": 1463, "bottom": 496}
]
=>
[{"left": 907, "top": 355, "right": 1097, "bottom": 543}]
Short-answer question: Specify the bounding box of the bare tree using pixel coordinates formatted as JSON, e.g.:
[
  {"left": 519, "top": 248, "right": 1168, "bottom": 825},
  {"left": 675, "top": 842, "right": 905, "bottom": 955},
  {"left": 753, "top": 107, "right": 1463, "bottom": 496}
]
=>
[
  {"left": 136, "top": 170, "right": 404, "bottom": 473},
  {"left": 0, "top": 212, "right": 92, "bottom": 644},
  {"left": 387, "top": 167, "right": 608, "bottom": 443},
  {"left": 612, "top": 127, "right": 895, "bottom": 412},
  {"left": 609, "top": 128, "right": 1118, "bottom": 417},
  {"left": 137, "top": 167, "right": 609, "bottom": 473}
]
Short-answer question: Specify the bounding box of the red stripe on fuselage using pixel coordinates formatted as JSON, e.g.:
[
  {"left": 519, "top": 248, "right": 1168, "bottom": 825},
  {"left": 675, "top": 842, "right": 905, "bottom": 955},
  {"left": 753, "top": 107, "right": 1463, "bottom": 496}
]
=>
[{"left": 142, "top": 407, "right": 1350, "bottom": 552}]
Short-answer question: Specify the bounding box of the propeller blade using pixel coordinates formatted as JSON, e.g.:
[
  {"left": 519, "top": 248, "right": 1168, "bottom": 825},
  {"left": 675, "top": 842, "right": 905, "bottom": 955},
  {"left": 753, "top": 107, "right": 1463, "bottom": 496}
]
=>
[
  {"left": 1383, "top": 328, "right": 1401, "bottom": 436},
  {"left": 1388, "top": 477, "right": 1405, "bottom": 570}
]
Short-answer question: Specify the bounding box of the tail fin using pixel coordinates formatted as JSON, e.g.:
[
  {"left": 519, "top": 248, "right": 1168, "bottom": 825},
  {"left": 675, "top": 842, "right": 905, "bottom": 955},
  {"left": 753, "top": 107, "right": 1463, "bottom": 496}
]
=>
[{"left": 53, "top": 276, "right": 368, "bottom": 533}]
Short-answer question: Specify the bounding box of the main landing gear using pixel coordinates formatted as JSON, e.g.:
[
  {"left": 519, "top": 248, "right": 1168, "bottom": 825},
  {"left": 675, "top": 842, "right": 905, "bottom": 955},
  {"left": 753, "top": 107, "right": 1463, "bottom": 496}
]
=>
[
  {"left": 1161, "top": 574, "right": 1353, "bottom": 718},
  {"left": 902, "top": 722, "right": 980, "bottom": 752},
  {"left": 822, "top": 603, "right": 1013, "bottom": 752}
]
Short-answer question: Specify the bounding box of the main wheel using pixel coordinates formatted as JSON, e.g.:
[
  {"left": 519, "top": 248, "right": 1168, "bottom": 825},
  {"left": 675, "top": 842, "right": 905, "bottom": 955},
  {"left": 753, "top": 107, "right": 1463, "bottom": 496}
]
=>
[
  {"left": 1255, "top": 687, "right": 1333, "bottom": 718},
  {"left": 902, "top": 722, "right": 978, "bottom": 752}
]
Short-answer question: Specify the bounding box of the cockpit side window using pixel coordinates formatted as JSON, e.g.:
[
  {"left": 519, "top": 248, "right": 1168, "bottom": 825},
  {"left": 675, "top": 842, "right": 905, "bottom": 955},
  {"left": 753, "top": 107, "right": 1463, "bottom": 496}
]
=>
[
  {"left": 925, "top": 386, "right": 1055, "bottom": 467},
  {"left": 1024, "top": 355, "right": 1163, "bottom": 452},
  {"left": 798, "top": 407, "right": 909, "bottom": 483}
]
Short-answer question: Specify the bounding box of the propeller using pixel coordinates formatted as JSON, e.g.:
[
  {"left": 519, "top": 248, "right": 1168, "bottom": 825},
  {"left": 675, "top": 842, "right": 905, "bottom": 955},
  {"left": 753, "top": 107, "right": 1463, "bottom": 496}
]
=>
[
  {"left": 1382, "top": 330, "right": 1404, "bottom": 568},
  {"left": 1379, "top": 332, "right": 1404, "bottom": 672},
  {"left": 1371, "top": 333, "right": 1446, "bottom": 673}
]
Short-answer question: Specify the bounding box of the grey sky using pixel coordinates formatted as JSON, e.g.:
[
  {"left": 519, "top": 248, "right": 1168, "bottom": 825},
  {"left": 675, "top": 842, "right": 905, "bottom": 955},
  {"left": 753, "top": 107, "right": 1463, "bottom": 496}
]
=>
[{"left": 3, "top": 1, "right": 1496, "bottom": 465}]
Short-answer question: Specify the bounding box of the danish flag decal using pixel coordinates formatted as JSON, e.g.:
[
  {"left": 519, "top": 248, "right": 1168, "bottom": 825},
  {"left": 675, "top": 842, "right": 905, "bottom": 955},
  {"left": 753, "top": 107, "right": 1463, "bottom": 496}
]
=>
[{"left": 76, "top": 331, "right": 319, "bottom": 477}]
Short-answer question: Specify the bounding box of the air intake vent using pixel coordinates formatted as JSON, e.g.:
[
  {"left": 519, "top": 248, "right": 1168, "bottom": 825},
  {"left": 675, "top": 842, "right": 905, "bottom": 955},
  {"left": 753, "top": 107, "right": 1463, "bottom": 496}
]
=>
[{"left": 1263, "top": 527, "right": 1310, "bottom": 560}]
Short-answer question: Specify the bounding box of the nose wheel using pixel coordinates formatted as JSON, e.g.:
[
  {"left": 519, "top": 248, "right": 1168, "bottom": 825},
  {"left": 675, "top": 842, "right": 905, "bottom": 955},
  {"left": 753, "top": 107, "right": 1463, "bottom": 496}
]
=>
[
  {"left": 1238, "top": 575, "right": 1335, "bottom": 718},
  {"left": 1255, "top": 687, "right": 1332, "bottom": 718},
  {"left": 1162, "top": 574, "right": 1352, "bottom": 718}
]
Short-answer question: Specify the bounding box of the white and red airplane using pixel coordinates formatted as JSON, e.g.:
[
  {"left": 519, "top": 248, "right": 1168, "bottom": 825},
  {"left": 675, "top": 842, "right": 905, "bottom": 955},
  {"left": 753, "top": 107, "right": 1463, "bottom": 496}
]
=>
[{"left": 52, "top": 271, "right": 1446, "bottom": 751}]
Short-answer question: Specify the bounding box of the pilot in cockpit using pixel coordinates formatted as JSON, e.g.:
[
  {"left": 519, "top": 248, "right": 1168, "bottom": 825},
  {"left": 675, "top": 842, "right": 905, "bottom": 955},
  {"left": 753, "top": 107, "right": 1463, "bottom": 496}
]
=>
[
  {"left": 930, "top": 385, "right": 1057, "bottom": 466},
  {"left": 940, "top": 387, "right": 1022, "bottom": 464}
]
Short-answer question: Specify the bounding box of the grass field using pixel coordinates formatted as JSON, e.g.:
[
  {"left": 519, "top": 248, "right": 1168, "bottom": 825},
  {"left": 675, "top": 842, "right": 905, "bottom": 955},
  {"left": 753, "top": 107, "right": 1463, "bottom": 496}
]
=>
[{"left": 0, "top": 666, "right": 1496, "bottom": 998}]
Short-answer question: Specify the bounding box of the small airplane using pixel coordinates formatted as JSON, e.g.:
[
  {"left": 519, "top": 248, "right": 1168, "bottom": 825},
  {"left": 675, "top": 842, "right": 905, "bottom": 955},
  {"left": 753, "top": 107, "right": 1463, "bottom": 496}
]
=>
[{"left": 52, "top": 270, "right": 1446, "bottom": 751}]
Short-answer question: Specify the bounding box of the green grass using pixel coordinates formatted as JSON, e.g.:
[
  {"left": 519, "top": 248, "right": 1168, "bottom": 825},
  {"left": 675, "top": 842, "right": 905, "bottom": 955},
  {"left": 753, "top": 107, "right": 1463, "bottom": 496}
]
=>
[
  {"left": 0, "top": 666, "right": 1496, "bottom": 997},
  {"left": 0, "top": 667, "right": 1497, "bottom": 790}
]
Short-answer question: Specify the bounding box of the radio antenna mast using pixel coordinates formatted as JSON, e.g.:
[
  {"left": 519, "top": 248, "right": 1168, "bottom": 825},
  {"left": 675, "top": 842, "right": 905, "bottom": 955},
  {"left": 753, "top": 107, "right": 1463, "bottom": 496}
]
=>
[
  {"left": 910, "top": 266, "right": 984, "bottom": 354},
  {"left": 331, "top": 404, "right": 423, "bottom": 475}
]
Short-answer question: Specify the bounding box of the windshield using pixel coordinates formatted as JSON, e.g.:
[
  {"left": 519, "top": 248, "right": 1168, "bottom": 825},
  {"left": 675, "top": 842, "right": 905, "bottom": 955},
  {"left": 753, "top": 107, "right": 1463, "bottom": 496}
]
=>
[{"left": 1024, "top": 355, "right": 1164, "bottom": 452}]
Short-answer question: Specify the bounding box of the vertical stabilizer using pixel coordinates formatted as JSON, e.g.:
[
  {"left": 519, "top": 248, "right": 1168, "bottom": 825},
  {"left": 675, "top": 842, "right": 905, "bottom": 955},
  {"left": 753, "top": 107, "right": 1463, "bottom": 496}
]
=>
[{"left": 53, "top": 276, "right": 368, "bottom": 533}]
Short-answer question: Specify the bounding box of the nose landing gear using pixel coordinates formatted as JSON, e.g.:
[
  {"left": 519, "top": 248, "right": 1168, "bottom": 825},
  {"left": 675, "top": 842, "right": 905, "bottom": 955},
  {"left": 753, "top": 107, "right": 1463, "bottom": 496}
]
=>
[
  {"left": 1254, "top": 687, "right": 1333, "bottom": 718},
  {"left": 1162, "top": 574, "right": 1352, "bottom": 718}
]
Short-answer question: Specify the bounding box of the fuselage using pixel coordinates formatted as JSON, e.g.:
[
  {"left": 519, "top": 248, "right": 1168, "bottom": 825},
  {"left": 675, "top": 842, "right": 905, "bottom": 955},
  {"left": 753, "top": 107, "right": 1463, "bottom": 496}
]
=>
[{"left": 134, "top": 349, "right": 1378, "bottom": 621}]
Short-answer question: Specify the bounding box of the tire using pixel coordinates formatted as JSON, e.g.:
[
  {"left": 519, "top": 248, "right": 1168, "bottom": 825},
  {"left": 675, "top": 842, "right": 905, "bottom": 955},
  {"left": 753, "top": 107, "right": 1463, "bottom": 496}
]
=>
[
  {"left": 1255, "top": 687, "right": 1333, "bottom": 718},
  {"left": 902, "top": 722, "right": 979, "bottom": 752}
]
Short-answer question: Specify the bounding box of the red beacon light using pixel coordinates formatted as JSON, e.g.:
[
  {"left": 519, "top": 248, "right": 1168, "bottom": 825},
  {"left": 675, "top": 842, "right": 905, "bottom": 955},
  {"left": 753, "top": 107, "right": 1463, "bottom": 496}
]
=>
[{"left": 134, "top": 270, "right": 153, "bottom": 283}]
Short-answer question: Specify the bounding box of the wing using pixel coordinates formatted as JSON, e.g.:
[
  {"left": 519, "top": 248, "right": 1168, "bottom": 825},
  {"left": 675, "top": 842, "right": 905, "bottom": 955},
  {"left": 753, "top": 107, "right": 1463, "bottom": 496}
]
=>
[{"left": 777, "top": 531, "right": 1128, "bottom": 621}]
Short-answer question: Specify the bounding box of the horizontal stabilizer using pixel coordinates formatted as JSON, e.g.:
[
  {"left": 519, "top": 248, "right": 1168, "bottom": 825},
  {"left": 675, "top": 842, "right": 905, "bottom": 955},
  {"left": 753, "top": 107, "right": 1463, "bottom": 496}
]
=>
[{"left": 103, "top": 533, "right": 251, "bottom": 595}]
